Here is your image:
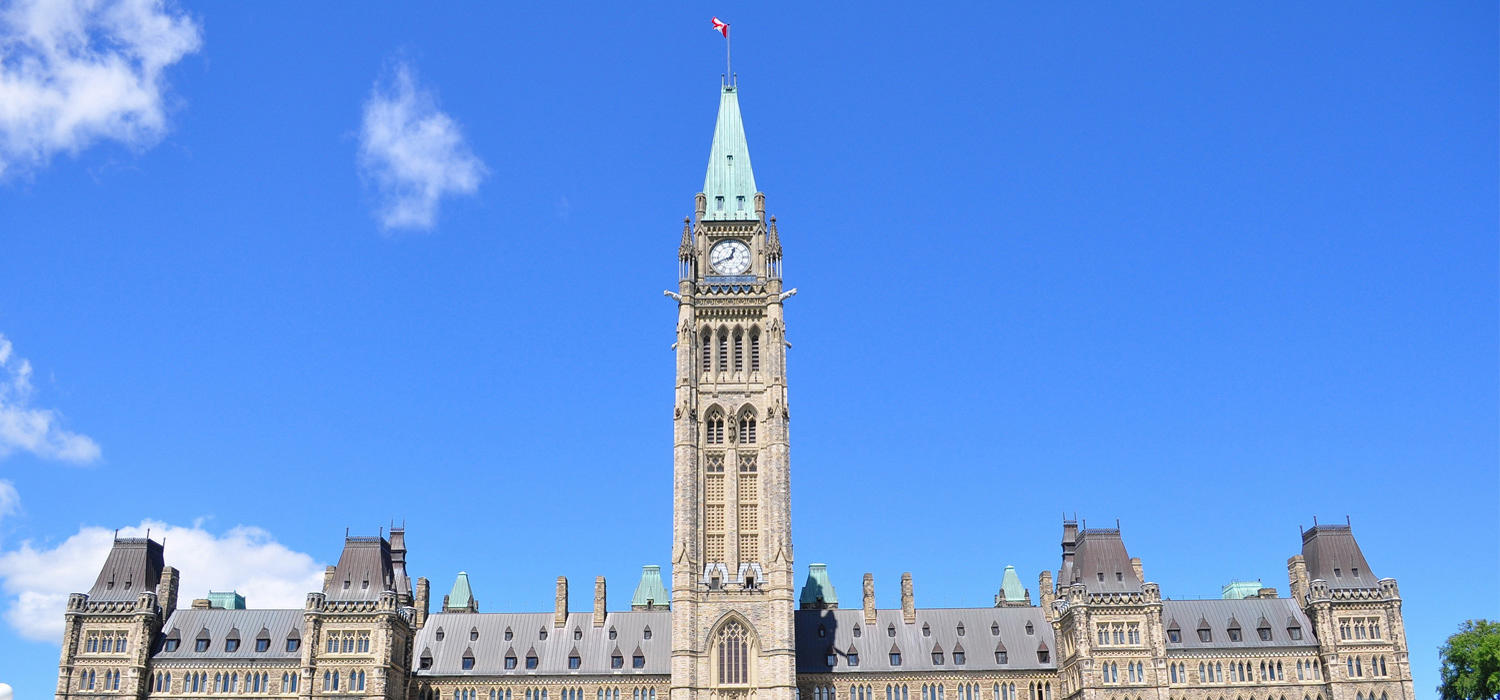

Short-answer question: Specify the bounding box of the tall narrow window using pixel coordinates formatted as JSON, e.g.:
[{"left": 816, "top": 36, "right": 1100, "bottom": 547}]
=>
[
  {"left": 716, "top": 196, "right": 725, "bottom": 211},
  {"left": 717, "top": 620, "right": 749, "bottom": 685},
  {"left": 702, "top": 329, "right": 712, "bottom": 373},
  {"left": 736, "top": 195, "right": 746, "bottom": 211},
  {"left": 718, "top": 330, "right": 729, "bottom": 371},
  {"left": 740, "top": 415, "right": 756, "bottom": 443},
  {"left": 733, "top": 329, "right": 744, "bottom": 371},
  {"left": 750, "top": 329, "right": 761, "bottom": 371}
]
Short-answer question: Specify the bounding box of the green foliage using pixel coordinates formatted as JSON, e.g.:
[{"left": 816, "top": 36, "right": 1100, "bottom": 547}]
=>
[{"left": 1439, "top": 620, "right": 1500, "bottom": 700}]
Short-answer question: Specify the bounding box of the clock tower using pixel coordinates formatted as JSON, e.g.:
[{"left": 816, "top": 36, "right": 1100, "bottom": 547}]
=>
[{"left": 669, "top": 77, "right": 796, "bottom": 700}]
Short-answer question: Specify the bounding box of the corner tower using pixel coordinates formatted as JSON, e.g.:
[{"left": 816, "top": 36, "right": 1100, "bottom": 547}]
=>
[{"left": 670, "top": 77, "right": 796, "bottom": 700}]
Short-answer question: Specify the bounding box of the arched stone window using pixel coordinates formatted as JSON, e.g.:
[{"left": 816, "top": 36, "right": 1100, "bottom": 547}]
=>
[
  {"left": 733, "top": 327, "right": 745, "bottom": 372},
  {"left": 701, "top": 328, "right": 713, "bottom": 372},
  {"left": 739, "top": 412, "right": 757, "bottom": 443},
  {"left": 750, "top": 327, "right": 761, "bottom": 371},
  {"left": 706, "top": 410, "right": 725, "bottom": 444},
  {"left": 717, "top": 619, "right": 750, "bottom": 685}
]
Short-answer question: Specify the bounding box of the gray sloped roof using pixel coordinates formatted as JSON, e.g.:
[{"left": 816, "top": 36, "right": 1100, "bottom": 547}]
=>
[
  {"left": 1066, "top": 529, "right": 1140, "bottom": 593},
  {"left": 152, "top": 609, "right": 304, "bottom": 661},
  {"left": 88, "top": 538, "right": 165, "bottom": 602},
  {"left": 795, "top": 608, "right": 1056, "bottom": 674},
  {"left": 1162, "top": 599, "right": 1317, "bottom": 651},
  {"left": 326, "top": 536, "right": 396, "bottom": 601},
  {"left": 1301, "top": 524, "right": 1379, "bottom": 589},
  {"left": 414, "top": 611, "right": 670, "bottom": 677}
]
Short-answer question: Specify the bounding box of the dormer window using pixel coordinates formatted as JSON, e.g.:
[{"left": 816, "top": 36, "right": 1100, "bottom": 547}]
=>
[
  {"left": 609, "top": 628, "right": 617, "bottom": 640},
  {"left": 956, "top": 624, "right": 965, "bottom": 637},
  {"left": 224, "top": 638, "right": 240, "bottom": 652},
  {"left": 419, "top": 650, "right": 433, "bottom": 670},
  {"left": 922, "top": 624, "right": 931, "bottom": 637},
  {"left": 286, "top": 637, "right": 300, "bottom": 653},
  {"left": 436, "top": 628, "right": 445, "bottom": 642},
  {"left": 362, "top": 579, "right": 369, "bottom": 590},
  {"left": 1097, "top": 573, "right": 1104, "bottom": 582},
  {"left": 995, "top": 649, "right": 1008, "bottom": 664},
  {"left": 195, "top": 638, "right": 210, "bottom": 652},
  {"left": 1025, "top": 622, "right": 1034, "bottom": 635},
  {"left": 1288, "top": 626, "right": 1303, "bottom": 640},
  {"left": 539, "top": 628, "right": 548, "bottom": 641},
  {"left": 991, "top": 623, "right": 1000, "bottom": 636},
  {"left": 1352, "top": 567, "right": 1360, "bottom": 577},
  {"left": 847, "top": 646, "right": 860, "bottom": 666},
  {"left": 505, "top": 627, "right": 514, "bottom": 641},
  {"left": 887, "top": 625, "right": 896, "bottom": 638},
  {"left": 853, "top": 625, "right": 862, "bottom": 638},
  {"left": 953, "top": 650, "right": 966, "bottom": 665},
  {"left": 611, "top": 653, "right": 624, "bottom": 669},
  {"left": 736, "top": 195, "right": 746, "bottom": 211},
  {"left": 255, "top": 638, "right": 270, "bottom": 652},
  {"left": 505, "top": 653, "right": 518, "bottom": 670},
  {"left": 1167, "top": 629, "right": 1181, "bottom": 643},
  {"left": 343, "top": 580, "right": 351, "bottom": 590},
  {"left": 643, "top": 627, "right": 653, "bottom": 640},
  {"left": 463, "top": 650, "right": 476, "bottom": 670},
  {"left": 715, "top": 196, "right": 725, "bottom": 211},
  {"left": 472, "top": 628, "right": 481, "bottom": 641},
  {"left": 1115, "top": 572, "right": 1123, "bottom": 581},
  {"left": 1198, "top": 629, "right": 1212, "bottom": 642},
  {"left": 932, "top": 651, "right": 944, "bottom": 665},
  {"left": 569, "top": 652, "right": 582, "bottom": 669},
  {"left": 1037, "top": 648, "right": 1050, "bottom": 663},
  {"left": 826, "top": 651, "right": 837, "bottom": 666},
  {"left": 889, "top": 651, "right": 902, "bottom": 666},
  {"left": 526, "top": 652, "right": 539, "bottom": 670},
  {"left": 163, "top": 639, "right": 180, "bottom": 652},
  {"left": 574, "top": 628, "right": 582, "bottom": 641},
  {"left": 1258, "top": 627, "right": 1272, "bottom": 641},
  {"left": 1228, "top": 628, "right": 1242, "bottom": 642},
  {"left": 633, "top": 653, "right": 646, "bottom": 669},
  {"left": 1334, "top": 568, "right": 1342, "bottom": 577}
]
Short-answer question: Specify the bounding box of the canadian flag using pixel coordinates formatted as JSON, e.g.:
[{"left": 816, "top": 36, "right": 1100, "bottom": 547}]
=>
[{"left": 711, "top": 17, "right": 729, "bottom": 38}]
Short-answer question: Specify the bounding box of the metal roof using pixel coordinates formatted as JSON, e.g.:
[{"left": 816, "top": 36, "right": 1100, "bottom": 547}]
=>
[
  {"left": 153, "top": 609, "right": 304, "bottom": 662},
  {"left": 446, "top": 572, "right": 477, "bottom": 612},
  {"left": 800, "top": 564, "right": 838, "bottom": 608},
  {"left": 88, "top": 537, "right": 164, "bottom": 602},
  {"left": 701, "top": 81, "right": 758, "bottom": 221},
  {"left": 795, "top": 608, "right": 1057, "bottom": 674},
  {"left": 413, "top": 611, "right": 671, "bottom": 677},
  {"left": 630, "top": 566, "right": 668, "bottom": 610},
  {"left": 326, "top": 536, "right": 397, "bottom": 601},
  {"left": 1064, "top": 529, "right": 1140, "bottom": 593},
  {"left": 997, "top": 566, "right": 1027, "bottom": 604},
  {"left": 1301, "top": 524, "right": 1379, "bottom": 589},
  {"left": 1162, "top": 599, "right": 1317, "bottom": 651}
]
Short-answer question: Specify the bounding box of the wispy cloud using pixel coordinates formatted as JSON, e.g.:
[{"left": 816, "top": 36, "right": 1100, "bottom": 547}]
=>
[
  {"left": 0, "top": 334, "right": 98, "bottom": 463},
  {"left": 0, "top": 520, "right": 325, "bottom": 641},
  {"left": 0, "top": 0, "right": 203, "bottom": 178},
  {"left": 0, "top": 481, "right": 16, "bottom": 523},
  {"left": 358, "top": 61, "right": 486, "bottom": 231}
]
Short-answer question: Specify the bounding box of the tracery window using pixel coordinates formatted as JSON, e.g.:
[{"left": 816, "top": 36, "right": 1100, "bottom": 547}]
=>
[
  {"left": 717, "top": 620, "right": 749, "bottom": 685},
  {"left": 739, "top": 414, "right": 757, "bottom": 443}
]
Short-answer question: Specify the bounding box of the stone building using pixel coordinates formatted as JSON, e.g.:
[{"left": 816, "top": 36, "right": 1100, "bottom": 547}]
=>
[{"left": 55, "top": 76, "right": 1415, "bottom": 700}]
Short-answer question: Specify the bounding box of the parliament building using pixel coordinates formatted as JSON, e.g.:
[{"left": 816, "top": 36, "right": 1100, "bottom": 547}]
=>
[{"left": 54, "top": 77, "right": 1416, "bottom": 700}]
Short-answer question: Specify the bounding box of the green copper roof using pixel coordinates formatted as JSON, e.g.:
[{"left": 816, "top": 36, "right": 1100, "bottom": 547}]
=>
[
  {"left": 998, "top": 566, "right": 1026, "bottom": 603},
  {"left": 1221, "top": 580, "right": 1261, "bottom": 599},
  {"left": 631, "top": 565, "right": 668, "bottom": 609},
  {"left": 446, "top": 571, "right": 475, "bottom": 611},
  {"left": 799, "top": 563, "right": 838, "bottom": 607},
  {"left": 702, "top": 82, "right": 758, "bottom": 221},
  {"left": 207, "top": 590, "right": 245, "bottom": 609}
]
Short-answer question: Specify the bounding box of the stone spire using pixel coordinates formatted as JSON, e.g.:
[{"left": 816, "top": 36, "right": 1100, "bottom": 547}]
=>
[{"left": 701, "top": 80, "right": 759, "bottom": 221}]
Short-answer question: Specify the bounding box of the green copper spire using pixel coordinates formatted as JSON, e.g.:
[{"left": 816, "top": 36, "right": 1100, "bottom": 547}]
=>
[
  {"left": 799, "top": 563, "right": 838, "bottom": 609},
  {"left": 444, "top": 571, "right": 477, "bottom": 612},
  {"left": 631, "top": 565, "right": 669, "bottom": 610},
  {"left": 702, "top": 81, "right": 758, "bottom": 221},
  {"left": 995, "top": 566, "right": 1029, "bottom": 607}
]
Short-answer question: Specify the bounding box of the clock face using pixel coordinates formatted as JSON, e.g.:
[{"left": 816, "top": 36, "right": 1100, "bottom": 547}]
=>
[{"left": 709, "top": 240, "right": 751, "bottom": 275}]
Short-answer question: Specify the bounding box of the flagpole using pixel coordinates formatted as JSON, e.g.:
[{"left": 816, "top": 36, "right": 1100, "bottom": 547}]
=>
[{"left": 726, "top": 29, "right": 732, "bottom": 85}]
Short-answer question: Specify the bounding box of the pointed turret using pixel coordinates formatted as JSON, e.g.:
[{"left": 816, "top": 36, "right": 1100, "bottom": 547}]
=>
[
  {"left": 799, "top": 563, "right": 838, "bottom": 609},
  {"left": 995, "top": 565, "right": 1030, "bottom": 607},
  {"left": 443, "top": 571, "right": 477, "bottom": 613},
  {"left": 701, "top": 81, "right": 759, "bottom": 221},
  {"left": 631, "top": 565, "right": 669, "bottom": 611}
]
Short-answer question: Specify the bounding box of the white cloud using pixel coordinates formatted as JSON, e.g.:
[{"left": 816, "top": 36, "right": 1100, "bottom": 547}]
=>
[
  {"left": 358, "top": 61, "right": 486, "bottom": 231},
  {"left": 0, "top": 334, "right": 99, "bottom": 463},
  {"left": 0, "top": 520, "right": 325, "bottom": 641},
  {"left": 0, "top": 480, "right": 17, "bottom": 521},
  {"left": 0, "top": 683, "right": 11, "bottom": 700},
  {"left": 0, "top": 0, "right": 202, "bottom": 177}
]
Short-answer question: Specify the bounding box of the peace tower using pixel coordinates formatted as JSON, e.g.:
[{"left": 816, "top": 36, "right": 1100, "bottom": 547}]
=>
[{"left": 669, "top": 76, "right": 797, "bottom": 700}]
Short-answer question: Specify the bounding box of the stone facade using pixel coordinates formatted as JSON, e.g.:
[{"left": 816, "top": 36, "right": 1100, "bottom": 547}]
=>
[{"left": 54, "top": 78, "right": 1414, "bottom": 700}]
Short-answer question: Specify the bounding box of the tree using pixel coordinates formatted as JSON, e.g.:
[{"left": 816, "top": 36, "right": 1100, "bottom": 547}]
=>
[{"left": 1439, "top": 620, "right": 1500, "bottom": 700}]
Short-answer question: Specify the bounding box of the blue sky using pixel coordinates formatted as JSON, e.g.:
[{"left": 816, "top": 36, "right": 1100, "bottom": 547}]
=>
[{"left": 0, "top": 2, "right": 1494, "bottom": 698}]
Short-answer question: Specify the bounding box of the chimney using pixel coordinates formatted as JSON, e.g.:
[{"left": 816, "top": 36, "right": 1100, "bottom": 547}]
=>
[
  {"left": 593, "top": 576, "right": 607, "bottom": 627},
  {"left": 414, "top": 577, "right": 430, "bottom": 629},
  {"left": 1039, "top": 571, "right": 1055, "bottom": 616},
  {"left": 862, "top": 573, "right": 877, "bottom": 624},
  {"left": 389, "top": 527, "right": 406, "bottom": 563},
  {"left": 157, "top": 566, "right": 180, "bottom": 614},
  {"left": 900, "top": 572, "right": 915, "bottom": 624},
  {"left": 323, "top": 565, "right": 336, "bottom": 591},
  {"left": 1130, "top": 557, "right": 1143, "bottom": 583},
  {"left": 1287, "top": 555, "right": 1308, "bottom": 602},
  {"left": 191, "top": 598, "right": 211, "bottom": 609},
  {"left": 555, "top": 576, "right": 569, "bottom": 627}
]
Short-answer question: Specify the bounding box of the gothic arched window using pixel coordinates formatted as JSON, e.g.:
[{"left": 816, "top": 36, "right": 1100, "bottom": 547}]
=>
[
  {"left": 750, "top": 327, "right": 761, "bottom": 371},
  {"left": 706, "top": 411, "right": 725, "bottom": 444},
  {"left": 733, "top": 328, "right": 744, "bottom": 372},
  {"left": 739, "top": 414, "right": 756, "bottom": 444},
  {"left": 717, "top": 328, "right": 730, "bottom": 372},
  {"left": 717, "top": 620, "right": 749, "bottom": 685}
]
